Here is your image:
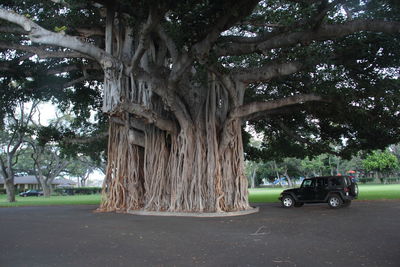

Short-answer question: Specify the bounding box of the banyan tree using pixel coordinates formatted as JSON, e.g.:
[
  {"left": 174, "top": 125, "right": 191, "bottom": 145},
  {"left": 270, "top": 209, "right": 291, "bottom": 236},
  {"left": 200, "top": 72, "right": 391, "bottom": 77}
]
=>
[{"left": 1, "top": 0, "right": 400, "bottom": 212}]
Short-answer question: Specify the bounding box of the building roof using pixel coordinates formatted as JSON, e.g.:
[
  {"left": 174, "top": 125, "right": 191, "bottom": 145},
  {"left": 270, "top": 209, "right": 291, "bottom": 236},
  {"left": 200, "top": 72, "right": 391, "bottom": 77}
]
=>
[{"left": 0, "top": 175, "right": 76, "bottom": 186}]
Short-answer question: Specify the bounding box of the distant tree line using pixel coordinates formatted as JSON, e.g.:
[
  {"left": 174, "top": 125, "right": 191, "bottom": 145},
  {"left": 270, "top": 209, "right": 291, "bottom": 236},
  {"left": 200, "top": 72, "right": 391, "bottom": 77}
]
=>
[
  {"left": 0, "top": 101, "right": 106, "bottom": 200},
  {"left": 245, "top": 145, "right": 400, "bottom": 187}
]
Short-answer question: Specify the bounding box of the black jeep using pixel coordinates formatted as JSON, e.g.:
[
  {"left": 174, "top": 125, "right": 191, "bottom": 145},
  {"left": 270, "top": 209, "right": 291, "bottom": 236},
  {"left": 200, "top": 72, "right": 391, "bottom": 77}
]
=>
[{"left": 279, "top": 176, "right": 358, "bottom": 208}]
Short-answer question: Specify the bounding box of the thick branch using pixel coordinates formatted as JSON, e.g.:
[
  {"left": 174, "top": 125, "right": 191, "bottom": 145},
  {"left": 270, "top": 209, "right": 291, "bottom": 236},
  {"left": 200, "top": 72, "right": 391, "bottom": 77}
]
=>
[
  {"left": 245, "top": 106, "right": 302, "bottom": 121},
  {"left": 216, "top": 20, "right": 400, "bottom": 56},
  {"left": 192, "top": 0, "right": 259, "bottom": 62},
  {"left": 45, "top": 62, "right": 101, "bottom": 75},
  {"left": 218, "top": 32, "right": 276, "bottom": 44},
  {"left": 157, "top": 25, "right": 178, "bottom": 64},
  {"left": 236, "top": 61, "right": 303, "bottom": 83},
  {"left": 129, "top": 7, "right": 162, "bottom": 71},
  {"left": 63, "top": 132, "right": 108, "bottom": 144},
  {"left": 0, "top": 8, "right": 110, "bottom": 63},
  {"left": 0, "top": 25, "right": 27, "bottom": 34},
  {"left": 128, "top": 129, "right": 145, "bottom": 147},
  {"left": 0, "top": 24, "right": 104, "bottom": 38},
  {"left": 135, "top": 70, "right": 192, "bottom": 129},
  {"left": 118, "top": 103, "right": 177, "bottom": 134},
  {"left": 232, "top": 94, "right": 330, "bottom": 118},
  {"left": 0, "top": 41, "right": 90, "bottom": 59},
  {"left": 74, "top": 27, "right": 104, "bottom": 38}
]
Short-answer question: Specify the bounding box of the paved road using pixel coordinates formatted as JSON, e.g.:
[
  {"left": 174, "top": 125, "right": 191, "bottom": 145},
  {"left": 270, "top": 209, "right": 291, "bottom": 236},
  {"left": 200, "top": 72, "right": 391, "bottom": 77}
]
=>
[{"left": 1, "top": 201, "right": 399, "bottom": 267}]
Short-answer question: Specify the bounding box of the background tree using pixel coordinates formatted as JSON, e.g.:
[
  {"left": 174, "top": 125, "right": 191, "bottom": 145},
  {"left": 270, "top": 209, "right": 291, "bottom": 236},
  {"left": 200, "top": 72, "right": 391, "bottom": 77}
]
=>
[
  {"left": 245, "top": 160, "right": 276, "bottom": 187},
  {"left": 64, "top": 156, "right": 100, "bottom": 187},
  {"left": 1, "top": 1, "right": 400, "bottom": 212},
  {"left": 29, "top": 142, "right": 69, "bottom": 197},
  {"left": 389, "top": 144, "right": 400, "bottom": 162},
  {"left": 362, "top": 150, "right": 399, "bottom": 183},
  {"left": 0, "top": 101, "right": 36, "bottom": 202}
]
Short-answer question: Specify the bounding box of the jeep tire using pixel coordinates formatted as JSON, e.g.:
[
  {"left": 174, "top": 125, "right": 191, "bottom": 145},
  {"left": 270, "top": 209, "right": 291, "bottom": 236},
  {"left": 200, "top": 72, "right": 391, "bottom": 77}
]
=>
[
  {"left": 281, "top": 195, "right": 295, "bottom": 208},
  {"left": 328, "top": 194, "right": 343, "bottom": 208}
]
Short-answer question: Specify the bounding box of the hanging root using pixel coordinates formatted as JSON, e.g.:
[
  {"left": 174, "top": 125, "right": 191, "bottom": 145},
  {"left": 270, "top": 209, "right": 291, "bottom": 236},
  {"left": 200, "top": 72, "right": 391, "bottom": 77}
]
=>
[
  {"left": 97, "top": 90, "right": 250, "bottom": 213},
  {"left": 143, "top": 126, "right": 171, "bottom": 211},
  {"left": 97, "top": 114, "right": 144, "bottom": 212},
  {"left": 219, "top": 119, "right": 250, "bottom": 211}
]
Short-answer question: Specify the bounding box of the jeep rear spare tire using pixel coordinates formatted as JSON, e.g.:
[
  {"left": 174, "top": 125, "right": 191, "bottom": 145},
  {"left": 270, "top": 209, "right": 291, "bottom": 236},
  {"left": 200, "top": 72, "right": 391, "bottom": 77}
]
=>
[{"left": 350, "top": 183, "right": 359, "bottom": 197}]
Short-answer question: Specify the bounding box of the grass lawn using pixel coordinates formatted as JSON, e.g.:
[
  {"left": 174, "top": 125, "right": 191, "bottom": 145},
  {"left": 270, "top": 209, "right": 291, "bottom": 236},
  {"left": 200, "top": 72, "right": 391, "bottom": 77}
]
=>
[
  {"left": 0, "top": 194, "right": 101, "bottom": 207},
  {"left": 248, "top": 184, "right": 400, "bottom": 203},
  {"left": 0, "top": 184, "right": 399, "bottom": 207}
]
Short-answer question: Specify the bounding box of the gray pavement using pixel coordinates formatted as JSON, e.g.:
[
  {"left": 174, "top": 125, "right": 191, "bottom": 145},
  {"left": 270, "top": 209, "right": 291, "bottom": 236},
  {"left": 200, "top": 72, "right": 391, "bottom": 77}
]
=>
[{"left": 1, "top": 201, "right": 399, "bottom": 267}]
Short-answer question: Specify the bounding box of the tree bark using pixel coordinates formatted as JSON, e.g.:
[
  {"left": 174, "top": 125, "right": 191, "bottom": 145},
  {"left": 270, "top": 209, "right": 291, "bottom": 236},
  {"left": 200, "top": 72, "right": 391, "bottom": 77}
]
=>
[
  {"left": 42, "top": 181, "right": 52, "bottom": 198},
  {"left": 251, "top": 168, "right": 256, "bottom": 189},
  {"left": 99, "top": 74, "right": 251, "bottom": 213},
  {"left": 284, "top": 169, "right": 293, "bottom": 187},
  {"left": 100, "top": 117, "right": 250, "bottom": 212},
  {"left": 4, "top": 178, "right": 15, "bottom": 202}
]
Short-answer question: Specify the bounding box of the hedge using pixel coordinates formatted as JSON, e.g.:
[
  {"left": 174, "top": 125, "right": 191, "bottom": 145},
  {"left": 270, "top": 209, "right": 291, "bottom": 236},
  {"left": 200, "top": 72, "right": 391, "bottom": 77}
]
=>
[
  {"left": 380, "top": 177, "right": 400, "bottom": 184},
  {"left": 358, "top": 177, "right": 375, "bottom": 184},
  {"left": 54, "top": 187, "right": 102, "bottom": 195},
  {"left": 0, "top": 188, "right": 26, "bottom": 194}
]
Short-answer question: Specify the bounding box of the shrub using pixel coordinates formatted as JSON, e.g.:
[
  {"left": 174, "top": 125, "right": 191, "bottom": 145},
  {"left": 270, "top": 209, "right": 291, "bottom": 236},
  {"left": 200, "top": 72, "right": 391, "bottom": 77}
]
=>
[
  {"left": 54, "top": 187, "right": 102, "bottom": 195},
  {"left": 358, "top": 177, "right": 375, "bottom": 184},
  {"left": 385, "top": 177, "right": 400, "bottom": 184},
  {"left": 0, "top": 188, "right": 27, "bottom": 194}
]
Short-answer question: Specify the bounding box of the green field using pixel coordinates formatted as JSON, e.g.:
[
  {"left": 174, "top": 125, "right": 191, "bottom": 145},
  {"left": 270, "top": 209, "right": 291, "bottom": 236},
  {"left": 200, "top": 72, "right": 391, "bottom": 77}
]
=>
[
  {"left": 0, "top": 184, "right": 399, "bottom": 207},
  {"left": 248, "top": 184, "right": 400, "bottom": 203},
  {"left": 0, "top": 194, "right": 101, "bottom": 207}
]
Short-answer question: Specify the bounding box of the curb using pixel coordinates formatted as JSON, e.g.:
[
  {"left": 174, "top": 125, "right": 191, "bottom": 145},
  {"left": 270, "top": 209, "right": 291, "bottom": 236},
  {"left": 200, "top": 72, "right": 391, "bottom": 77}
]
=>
[{"left": 127, "top": 206, "right": 259, "bottom": 217}]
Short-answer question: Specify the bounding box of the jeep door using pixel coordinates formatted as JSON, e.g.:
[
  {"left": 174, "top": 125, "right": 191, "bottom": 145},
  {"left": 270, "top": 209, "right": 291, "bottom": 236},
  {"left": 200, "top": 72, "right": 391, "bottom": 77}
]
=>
[
  {"left": 315, "top": 177, "right": 329, "bottom": 200},
  {"left": 298, "top": 179, "right": 316, "bottom": 201}
]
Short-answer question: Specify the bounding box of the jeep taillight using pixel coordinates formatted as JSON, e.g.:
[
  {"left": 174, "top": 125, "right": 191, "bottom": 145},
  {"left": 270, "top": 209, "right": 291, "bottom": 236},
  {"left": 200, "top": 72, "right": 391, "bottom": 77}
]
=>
[{"left": 344, "top": 187, "right": 349, "bottom": 192}]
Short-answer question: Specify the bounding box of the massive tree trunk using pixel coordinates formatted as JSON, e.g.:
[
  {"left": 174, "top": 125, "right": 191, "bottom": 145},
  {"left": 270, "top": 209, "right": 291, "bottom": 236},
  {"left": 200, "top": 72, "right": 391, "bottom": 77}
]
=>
[
  {"left": 92, "top": 7, "right": 254, "bottom": 213},
  {"left": 99, "top": 74, "right": 250, "bottom": 213},
  {"left": 100, "top": 121, "right": 250, "bottom": 213}
]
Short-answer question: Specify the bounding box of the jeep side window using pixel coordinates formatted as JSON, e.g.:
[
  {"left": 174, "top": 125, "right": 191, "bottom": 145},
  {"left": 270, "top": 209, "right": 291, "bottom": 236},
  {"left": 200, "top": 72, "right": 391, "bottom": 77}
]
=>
[
  {"left": 302, "top": 179, "right": 314, "bottom": 188},
  {"left": 316, "top": 178, "right": 327, "bottom": 188},
  {"left": 330, "top": 177, "right": 341, "bottom": 186}
]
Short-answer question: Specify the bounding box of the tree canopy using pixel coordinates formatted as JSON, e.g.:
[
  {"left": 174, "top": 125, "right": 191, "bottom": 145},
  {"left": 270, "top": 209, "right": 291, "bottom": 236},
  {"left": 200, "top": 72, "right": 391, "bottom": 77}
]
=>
[
  {"left": 362, "top": 150, "right": 399, "bottom": 174},
  {"left": 1, "top": 0, "right": 399, "bottom": 212},
  {"left": 1, "top": 1, "right": 399, "bottom": 156}
]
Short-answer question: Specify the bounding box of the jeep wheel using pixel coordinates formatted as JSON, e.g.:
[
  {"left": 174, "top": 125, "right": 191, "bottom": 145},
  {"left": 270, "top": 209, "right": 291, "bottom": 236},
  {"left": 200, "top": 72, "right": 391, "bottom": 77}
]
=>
[
  {"left": 328, "top": 195, "right": 343, "bottom": 208},
  {"left": 281, "top": 195, "right": 295, "bottom": 208}
]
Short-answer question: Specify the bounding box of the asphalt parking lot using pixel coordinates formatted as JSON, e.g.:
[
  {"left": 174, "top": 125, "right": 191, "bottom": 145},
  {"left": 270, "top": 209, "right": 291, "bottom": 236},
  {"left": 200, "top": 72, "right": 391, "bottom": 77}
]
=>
[{"left": 1, "top": 201, "right": 399, "bottom": 267}]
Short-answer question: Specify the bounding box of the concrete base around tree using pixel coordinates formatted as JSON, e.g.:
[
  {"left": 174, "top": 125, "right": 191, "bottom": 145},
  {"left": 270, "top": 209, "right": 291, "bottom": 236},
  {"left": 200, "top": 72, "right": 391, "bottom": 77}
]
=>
[
  {"left": 127, "top": 206, "right": 259, "bottom": 217},
  {"left": 1, "top": 201, "right": 399, "bottom": 267}
]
